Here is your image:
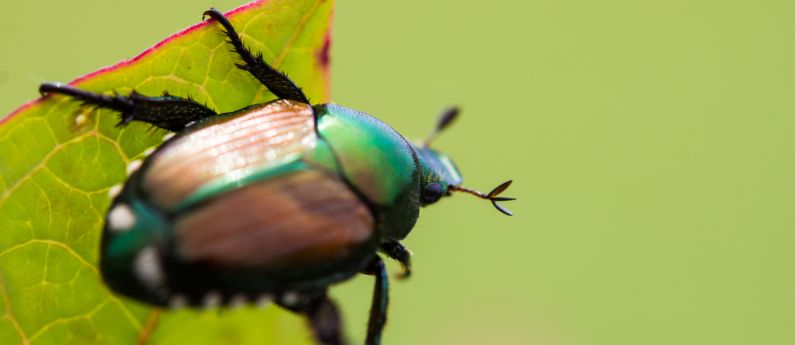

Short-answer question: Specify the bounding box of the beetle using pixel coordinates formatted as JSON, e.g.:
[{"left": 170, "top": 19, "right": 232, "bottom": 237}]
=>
[{"left": 38, "top": 8, "right": 514, "bottom": 345}]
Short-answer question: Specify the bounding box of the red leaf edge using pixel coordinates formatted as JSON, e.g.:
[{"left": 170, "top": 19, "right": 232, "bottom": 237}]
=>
[{"left": 1, "top": 0, "right": 268, "bottom": 124}]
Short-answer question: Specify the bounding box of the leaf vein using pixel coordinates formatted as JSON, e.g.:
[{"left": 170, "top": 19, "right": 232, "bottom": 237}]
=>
[
  {"left": 0, "top": 270, "right": 29, "bottom": 345},
  {"left": 28, "top": 300, "right": 110, "bottom": 341},
  {"left": 0, "top": 131, "right": 98, "bottom": 203},
  {"left": 273, "top": 0, "right": 324, "bottom": 67}
]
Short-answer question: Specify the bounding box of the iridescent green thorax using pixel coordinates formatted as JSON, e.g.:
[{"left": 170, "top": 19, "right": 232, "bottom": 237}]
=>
[{"left": 314, "top": 104, "right": 421, "bottom": 240}]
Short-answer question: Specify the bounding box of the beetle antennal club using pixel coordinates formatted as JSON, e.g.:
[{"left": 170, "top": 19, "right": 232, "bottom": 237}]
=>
[
  {"left": 449, "top": 180, "right": 516, "bottom": 216},
  {"left": 423, "top": 106, "right": 460, "bottom": 147}
]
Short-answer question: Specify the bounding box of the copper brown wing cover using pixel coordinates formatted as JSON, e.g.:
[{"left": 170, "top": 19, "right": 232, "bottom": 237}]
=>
[
  {"left": 173, "top": 168, "right": 375, "bottom": 270},
  {"left": 144, "top": 99, "right": 317, "bottom": 209}
]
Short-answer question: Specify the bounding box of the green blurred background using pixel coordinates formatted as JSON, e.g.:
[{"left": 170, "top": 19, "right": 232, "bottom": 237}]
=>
[{"left": 2, "top": 0, "right": 794, "bottom": 344}]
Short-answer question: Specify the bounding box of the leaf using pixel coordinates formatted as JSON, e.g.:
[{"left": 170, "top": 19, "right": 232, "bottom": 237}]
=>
[{"left": 0, "top": 0, "right": 332, "bottom": 344}]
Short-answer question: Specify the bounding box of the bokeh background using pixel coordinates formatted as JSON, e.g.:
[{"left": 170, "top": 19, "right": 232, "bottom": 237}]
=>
[{"left": 2, "top": 0, "right": 794, "bottom": 344}]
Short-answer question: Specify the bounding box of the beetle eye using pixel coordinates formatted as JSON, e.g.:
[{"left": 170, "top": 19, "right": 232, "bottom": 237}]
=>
[{"left": 422, "top": 182, "right": 443, "bottom": 205}]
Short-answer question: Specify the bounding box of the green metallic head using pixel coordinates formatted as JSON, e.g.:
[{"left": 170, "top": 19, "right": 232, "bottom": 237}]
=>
[
  {"left": 415, "top": 146, "right": 462, "bottom": 205},
  {"left": 415, "top": 107, "right": 516, "bottom": 214}
]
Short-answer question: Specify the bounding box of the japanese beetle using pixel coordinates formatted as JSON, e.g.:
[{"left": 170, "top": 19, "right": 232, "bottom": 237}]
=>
[{"left": 38, "top": 8, "right": 514, "bottom": 345}]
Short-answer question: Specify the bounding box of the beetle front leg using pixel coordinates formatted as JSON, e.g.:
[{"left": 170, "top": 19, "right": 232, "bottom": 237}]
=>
[
  {"left": 362, "top": 256, "right": 390, "bottom": 345},
  {"left": 39, "top": 83, "right": 217, "bottom": 132},
  {"left": 380, "top": 240, "right": 412, "bottom": 279}
]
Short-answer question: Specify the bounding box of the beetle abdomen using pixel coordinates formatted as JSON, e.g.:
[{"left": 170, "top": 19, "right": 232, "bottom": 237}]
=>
[{"left": 144, "top": 99, "right": 315, "bottom": 210}]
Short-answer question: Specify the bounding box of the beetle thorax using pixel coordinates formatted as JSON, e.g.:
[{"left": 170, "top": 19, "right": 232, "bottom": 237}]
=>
[{"left": 315, "top": 104, "right": 422, "bottom": 240}]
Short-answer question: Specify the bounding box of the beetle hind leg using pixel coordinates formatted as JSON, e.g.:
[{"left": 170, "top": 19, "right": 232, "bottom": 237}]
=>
[
  {"left": 39, "top": 83, "right": 217, "bottom": 132},
  {"left": 202, "top": 8, "right": 309, "bottom": 104},
  {"left": 362, "top": 256, "right": 390, "bottom": 345},
  {"left": 278, "top": 291, "right": 347, "bottom": 345}
]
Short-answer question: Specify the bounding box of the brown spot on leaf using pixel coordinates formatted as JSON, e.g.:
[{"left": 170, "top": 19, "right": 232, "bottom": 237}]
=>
[{"left": 317, "top": 32, "right": 332, "bottom": 69}]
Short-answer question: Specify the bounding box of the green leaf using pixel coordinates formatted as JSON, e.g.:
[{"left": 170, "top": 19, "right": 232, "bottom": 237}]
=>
[{"left": 0, "top": 0, "right": 332, "bottom": 344}]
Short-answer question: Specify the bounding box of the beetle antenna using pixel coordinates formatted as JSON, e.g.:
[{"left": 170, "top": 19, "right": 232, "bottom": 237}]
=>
[
  {"left": 450, "top": 180, "right": 516, "bottom": 216},
  {"left": 423, "top": 106, "right": 460, "bottom": 147}
]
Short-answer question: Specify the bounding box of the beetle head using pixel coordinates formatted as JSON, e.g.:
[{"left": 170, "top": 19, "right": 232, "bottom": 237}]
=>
[
  {"left": 415, "top": 146, "right": 463, "bottom": 206},
  {"left": 416, "top": 107, "right": 515, "bottom": 215}
]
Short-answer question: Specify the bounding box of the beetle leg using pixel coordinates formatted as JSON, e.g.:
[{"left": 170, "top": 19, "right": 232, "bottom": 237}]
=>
[
  {"left": 39, "top": 83, "right": 217, "bottom": 132},
  {"left": 203, "top": 8, "right": 310, "bottom": 104},
  {"left": 279, "top": 291, "right": 347, "bottom": 345},
  {"left": 380, "top": 240, "right": 412, "bottom": 279},
  {"left": 362, "top": 256, "right": 390, "bottom": 345}
]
